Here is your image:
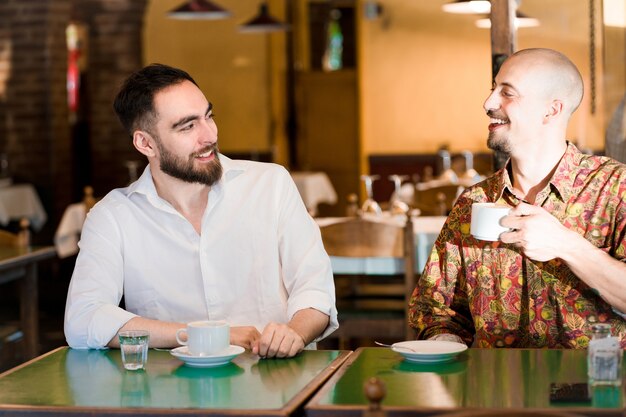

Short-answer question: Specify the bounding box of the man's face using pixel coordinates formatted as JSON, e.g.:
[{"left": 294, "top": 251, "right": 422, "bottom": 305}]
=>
[
  {"left": 482, "top": 56, "right": 550, "bottom": 156},
  {"left": 150, "top": 80, "right": 222, "bottom": 185}
]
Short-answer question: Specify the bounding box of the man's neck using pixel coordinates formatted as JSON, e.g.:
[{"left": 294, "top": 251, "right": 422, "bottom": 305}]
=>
[
  {"left": 509, "top": 140, "right": 567, "bottom": 203},
  {"left": 151, "top": 165, "right": 210, "bottom": 233}
]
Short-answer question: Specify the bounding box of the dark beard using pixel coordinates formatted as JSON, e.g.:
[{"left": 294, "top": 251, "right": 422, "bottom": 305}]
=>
[{"left": 157, "top": 141, "right": 223, "bottom": 186}]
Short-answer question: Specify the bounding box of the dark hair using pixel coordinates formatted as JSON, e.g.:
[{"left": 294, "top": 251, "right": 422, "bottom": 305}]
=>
[{"left": 113, "top": 63, "right": 198, "bottom": 136}]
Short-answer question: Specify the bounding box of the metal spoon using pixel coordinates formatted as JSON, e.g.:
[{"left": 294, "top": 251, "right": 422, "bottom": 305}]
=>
[{"left": 374, "top": 341, "right": 417, "bottom": 352}]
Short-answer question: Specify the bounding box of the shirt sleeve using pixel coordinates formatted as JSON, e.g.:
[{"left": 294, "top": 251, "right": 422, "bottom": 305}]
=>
[
  {"left": 64, "top": 200, "right": 137, "bottom": 349},
  {"left": 408, "top": 193, "right": 475, "bottom": 345},
  {"left": 274, "top": 167, "right": 338, "bottom": 341}
]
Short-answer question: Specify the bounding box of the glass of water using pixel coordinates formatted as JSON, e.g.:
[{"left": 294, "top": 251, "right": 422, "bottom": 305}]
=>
[
  {"left": 119, "top": 330, "right": 150, "bottom": 371},
  {"left": 587, "top": 323, "right": 622, "bottom": 386}
]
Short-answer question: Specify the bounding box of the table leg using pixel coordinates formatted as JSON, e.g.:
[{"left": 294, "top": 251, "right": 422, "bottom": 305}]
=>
[{"left": 20, "top": 263, "right": 39, "bottom": 359}]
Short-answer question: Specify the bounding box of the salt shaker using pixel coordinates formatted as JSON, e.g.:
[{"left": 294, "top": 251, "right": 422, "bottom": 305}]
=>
[{"left": 587, "top": 323, "right": 622, "bottom": 386}]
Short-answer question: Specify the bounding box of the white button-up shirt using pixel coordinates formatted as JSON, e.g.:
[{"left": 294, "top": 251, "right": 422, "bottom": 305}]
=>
[{"left": 64, "top": 156, "right": 338, "bottom": 349}]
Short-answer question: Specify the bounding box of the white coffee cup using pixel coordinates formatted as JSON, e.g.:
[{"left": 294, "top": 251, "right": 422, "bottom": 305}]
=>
[
  {"left": 470, "top": 202, "right": 511, "bottom": 241},
  {"left": 176, "top": 320, "right": 230, "bottom": 356}
]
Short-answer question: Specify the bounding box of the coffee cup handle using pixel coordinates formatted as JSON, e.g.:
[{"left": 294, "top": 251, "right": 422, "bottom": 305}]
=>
[{"left": 175, "top": 328, "right": 188, "bottom": 346}]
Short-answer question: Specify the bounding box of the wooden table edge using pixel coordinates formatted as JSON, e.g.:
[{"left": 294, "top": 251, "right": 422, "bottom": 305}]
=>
[
  {"left": 0, "top": 246, "right": 56, "bottom": 270},
  {"left": 281, "top": 350, "right": 352, "bottom": 417}
]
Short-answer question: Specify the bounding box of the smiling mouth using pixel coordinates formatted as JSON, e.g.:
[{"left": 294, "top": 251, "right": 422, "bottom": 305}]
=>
[
  {"left": 193, "top": 145, "right": 218, "bottom": 159},
  {"left": 196, "top": 149, "right": 213, "bottom": 158},
  {"left": 488, "top": 117, "right": 509, "bottom": 131}
]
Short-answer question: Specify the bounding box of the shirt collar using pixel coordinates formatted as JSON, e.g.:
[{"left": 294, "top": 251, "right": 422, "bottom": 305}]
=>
[
  {"left": 127, "top": 153, "right": 247, "bottom": 200},
  {"left": 491, "top": 141, "right": 582, "bottom": 204}
]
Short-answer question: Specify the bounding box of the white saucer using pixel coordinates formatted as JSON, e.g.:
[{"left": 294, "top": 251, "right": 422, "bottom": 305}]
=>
[
  {"left": 170, "top": 345, "right": 244, "bottom": 368},
  {"left": 391, "top": 340, "right": 467, "bottom": 364}
]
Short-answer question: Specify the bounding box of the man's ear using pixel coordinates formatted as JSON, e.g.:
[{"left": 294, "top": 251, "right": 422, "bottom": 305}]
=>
[
  {"left": 133, "top": 130, "right": 157, "bottom": 157},
  {"left": 544, "top": 100, "right": 564, "bottom": 123}
]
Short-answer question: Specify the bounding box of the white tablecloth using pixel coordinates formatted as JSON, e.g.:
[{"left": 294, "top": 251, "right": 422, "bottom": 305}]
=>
[
  {"left": 54, "top": 203, "right": 87, "bottom": 258},
  {"left": 0, "top": 184, "right": 47, "bottom": 231},
  {"left": 291, "top": 172, "right": 337, "bottom": 216},
  {"left": 316, "top": 215, "right": 446, "bottom": 275}
]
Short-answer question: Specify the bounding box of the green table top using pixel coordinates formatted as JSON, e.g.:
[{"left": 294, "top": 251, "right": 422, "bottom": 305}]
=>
[
  {"left": 0, "top": 347, "right": 349, "bottom": 416},
  {"left": 307, "top": 347, "right": 625, "bottom": 416}
]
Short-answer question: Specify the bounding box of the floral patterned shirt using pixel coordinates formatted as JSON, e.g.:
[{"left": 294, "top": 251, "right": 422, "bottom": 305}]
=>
[{"left": 409, "top": 143, "right": 626, "bottom": 348}]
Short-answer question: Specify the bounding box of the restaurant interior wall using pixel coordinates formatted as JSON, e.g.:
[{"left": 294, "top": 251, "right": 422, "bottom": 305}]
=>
[
  {"left": 144, "top": 0, "right": 289, "bottom": 165},
  {"left": 0, "top": 0, "right": 73, "bottom": 243},
  {"left": 145, "top": 1, "right": 611, "bottom": 208},
  {"left": 359, "top": 0, "right": 605, "bottom": 162}
]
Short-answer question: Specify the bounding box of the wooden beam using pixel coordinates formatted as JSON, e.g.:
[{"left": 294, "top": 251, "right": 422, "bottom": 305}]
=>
[
  {"left": 489, "top": 0, "right": 517, "bottom": 80},
  {"left": 489, "top": 0, "right": 517, "bottom": 170}
]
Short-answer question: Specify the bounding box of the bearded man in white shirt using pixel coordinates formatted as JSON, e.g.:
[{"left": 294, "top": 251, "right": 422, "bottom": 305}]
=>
[{"left": 64, "top": 64, "right": 338, "bottom": 358}]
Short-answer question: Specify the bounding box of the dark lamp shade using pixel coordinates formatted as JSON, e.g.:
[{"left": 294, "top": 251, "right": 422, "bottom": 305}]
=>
[
  {"left": 239, "top": 3, "right": 290, "bottom": 33},
  {"left": 168, "top": 0, "right": 231, "bottom": 20}
]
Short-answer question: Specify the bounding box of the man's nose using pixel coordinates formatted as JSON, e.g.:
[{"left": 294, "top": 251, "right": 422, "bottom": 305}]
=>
[
  {"left": 483, "top": 91, "right": 498, "bottom": 113},
  {"left": 199, "top": 118, "right": 218, "bottom": 144}
]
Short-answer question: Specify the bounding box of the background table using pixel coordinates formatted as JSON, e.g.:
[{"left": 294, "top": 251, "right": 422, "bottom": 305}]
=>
[
  {"left": 0, "top": 245, "right": 56, "bottom": 359},
  {"left": 0, "top": 184, "right": 47, "bottom": 231},
  {"left": 306, "top": 347, "right": 624, "bottom": 416},
  {"left": 0, "top": 347, "right": 350, "bottom": 416},
  {"left": 291, "top": 172, "right": 338, "bottom": 216}
]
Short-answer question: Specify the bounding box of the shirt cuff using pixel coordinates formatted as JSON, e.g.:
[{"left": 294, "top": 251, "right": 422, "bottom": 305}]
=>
[
  {"left": 612, "top": 307, "right": 626, "bottom": 320},
  {"left": 88, "top": 304, "right": 138, "bottom": 349},
  {"left": 287, "top": 291, "right": 338, "bottom": 342}
]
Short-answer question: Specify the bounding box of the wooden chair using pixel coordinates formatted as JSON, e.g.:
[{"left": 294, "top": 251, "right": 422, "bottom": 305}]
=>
[
  {"left": 320, "top": 215, "right": 416, "bottom": 348},
  {"left": 0, "top": 218, "right": 30, "bottom": 248},
  {"left": 412, "top": 184, "right": 461, "bottom": 216}
]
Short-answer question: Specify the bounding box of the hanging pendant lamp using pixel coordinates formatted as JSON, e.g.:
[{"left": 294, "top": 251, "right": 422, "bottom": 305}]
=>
[
  {"left": 168, "top": 0, "right": 231, "bottom": 20},
  {"left": 239, "top": 3, "right": 290, "bottom": 33}
]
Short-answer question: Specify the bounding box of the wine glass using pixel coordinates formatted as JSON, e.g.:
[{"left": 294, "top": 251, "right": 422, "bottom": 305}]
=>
[
  {"left": 388, "top": 175, "right": 410, "bottom": 215},
  {"left": 437, "top": 150, "right": 459, "bottom": 184},
  {"left": 460, "top": 150, "right": 482, "bottom": 185},
  {"left": 360, "top": 175, "right": 382, "bottom": 215}
]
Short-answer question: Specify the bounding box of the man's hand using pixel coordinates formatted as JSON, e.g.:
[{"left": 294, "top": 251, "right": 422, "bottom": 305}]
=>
[
  {"left": 499, "top": 202, "right": 578, "bottom": 262},
  {"left": 428, "top": 333, "right": 466, "bottom": 344},
  {"left": 253, "top": 322, "right": 306, "bottom": 358},
  {"left": 231, "top": 326, "right": 261, "bottom": 350}
]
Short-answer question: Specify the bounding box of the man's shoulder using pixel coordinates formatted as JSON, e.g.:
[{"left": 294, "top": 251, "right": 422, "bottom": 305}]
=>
[
  {"left": 89, "top": 186, "right": 135, "bottom": 215},
  {"left": 580, "top": 153, "right": 626, "bottom": 180}
]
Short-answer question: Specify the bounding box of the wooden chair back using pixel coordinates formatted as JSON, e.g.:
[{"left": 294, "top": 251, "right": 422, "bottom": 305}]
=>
[
  {"left": 0, "top": 218, "right": 30, "bottom": 248},
  {"left": 413, "top": 184, "right": 461, "bottom": 215},
  {"left": 320, "top": 216, "right": 416, "bottom": 347}
]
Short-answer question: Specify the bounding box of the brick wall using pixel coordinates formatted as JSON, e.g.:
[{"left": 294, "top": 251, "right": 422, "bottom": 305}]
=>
[
  {"left": 77, "top": 0, "right": 148, "bottom": 196},
  {"left": 0, "top": 0, "right": 147, "bottom": 242},
  {"left": 0, "top": 0, "right": 72, "bottom": 242}
]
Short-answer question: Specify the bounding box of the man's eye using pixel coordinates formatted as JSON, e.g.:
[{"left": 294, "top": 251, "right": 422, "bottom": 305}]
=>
[
  {"left": 207, "top": 113, "right": 215, "bottom": 120},
  {"left": 181, "top": 123, "right": 194, "bottom": 131}
]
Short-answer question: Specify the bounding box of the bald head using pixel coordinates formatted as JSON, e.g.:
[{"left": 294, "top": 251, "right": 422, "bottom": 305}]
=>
[{"left": 504, "top": 48, "right": 584, "bottom": 118}]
